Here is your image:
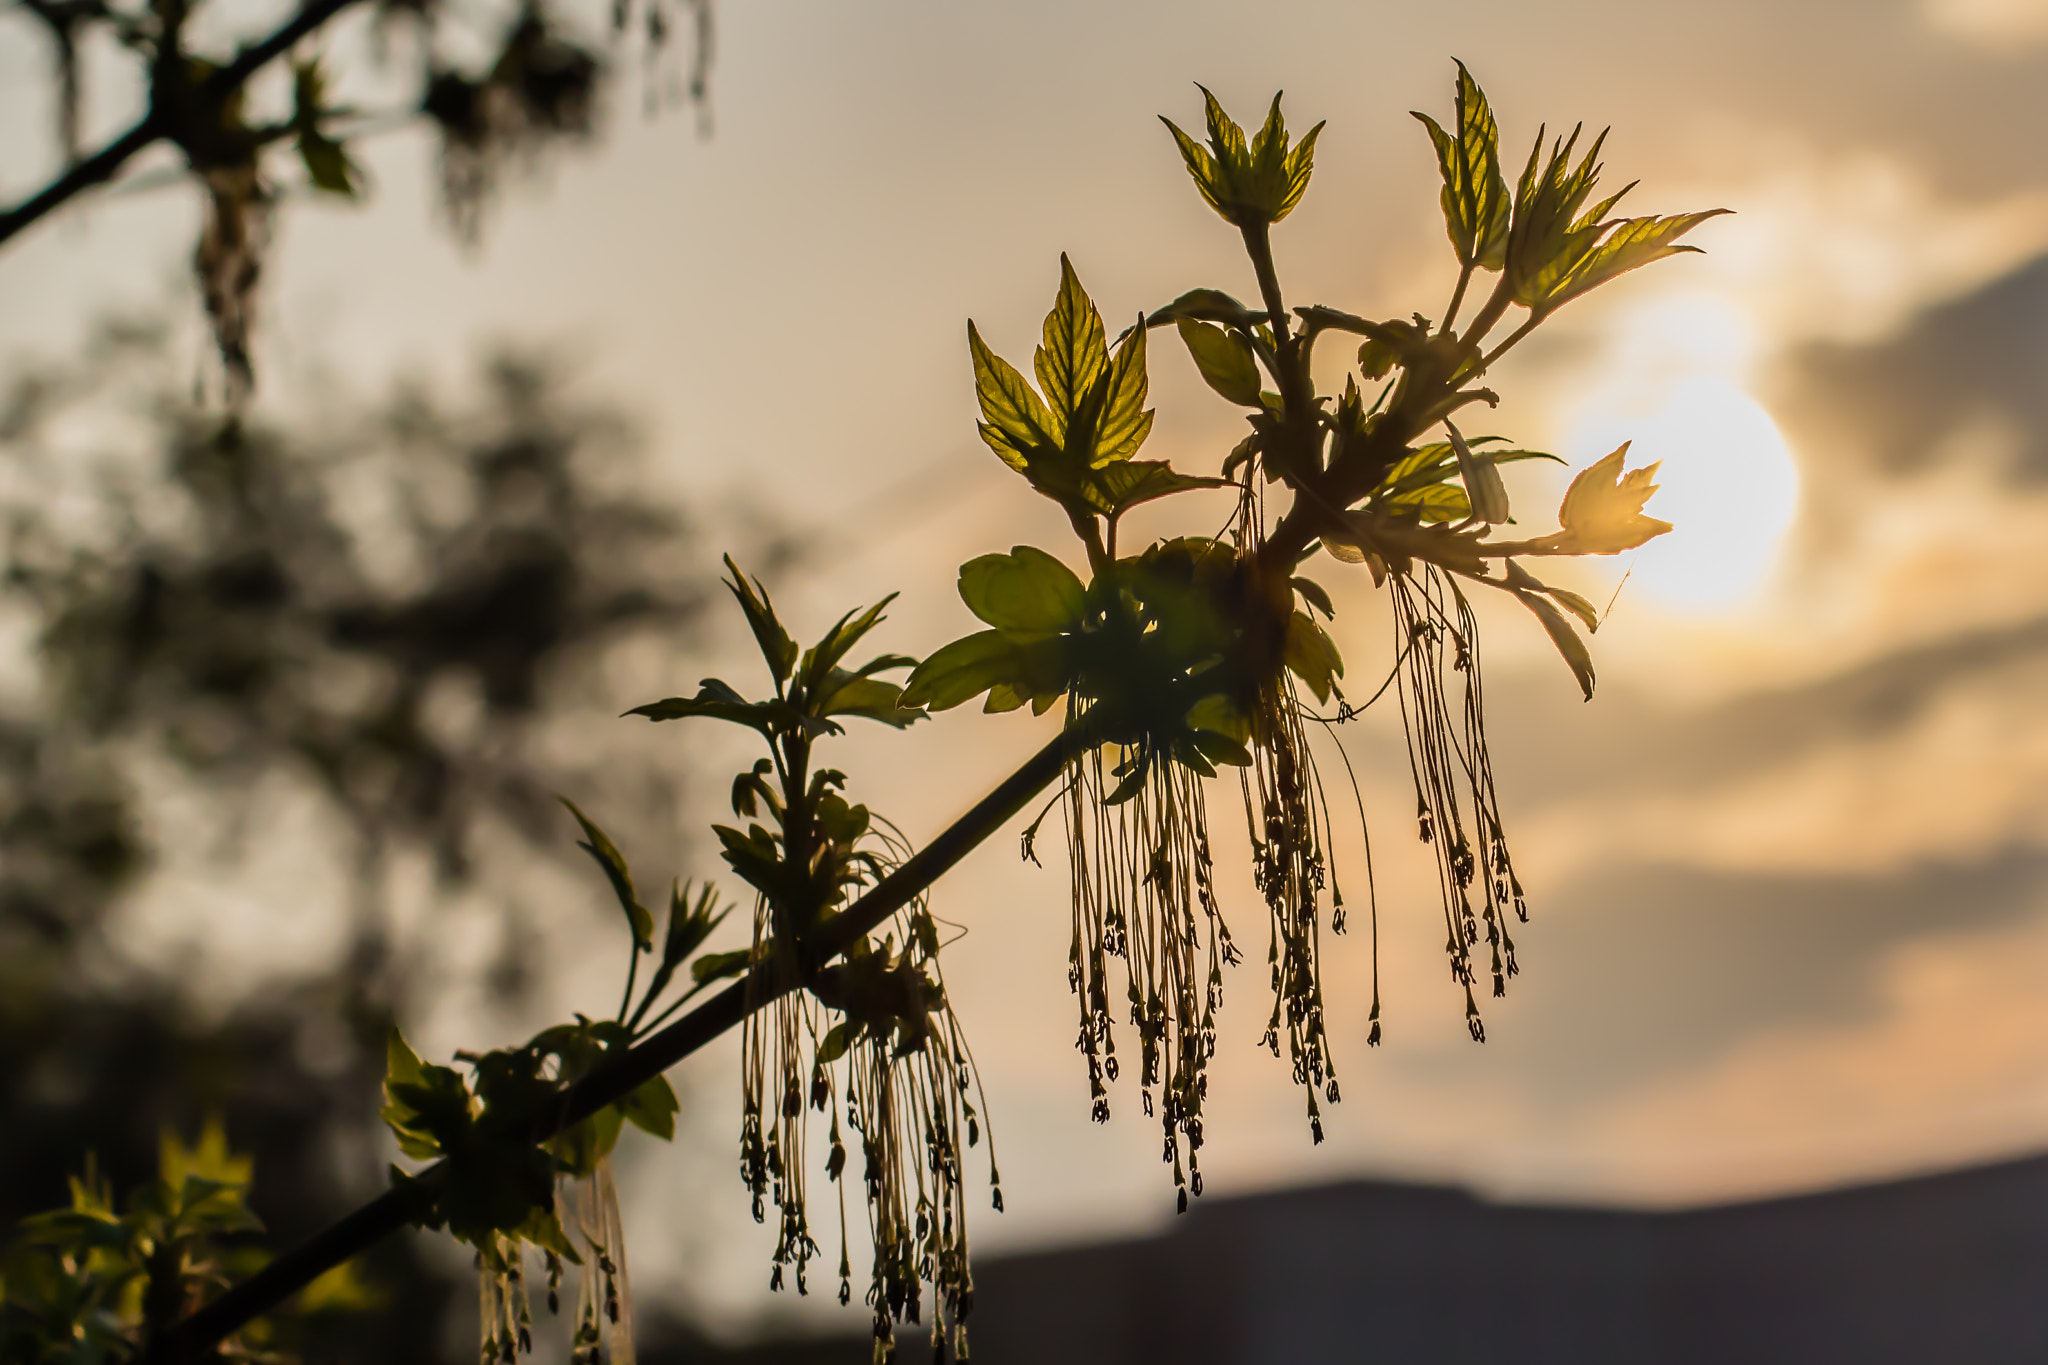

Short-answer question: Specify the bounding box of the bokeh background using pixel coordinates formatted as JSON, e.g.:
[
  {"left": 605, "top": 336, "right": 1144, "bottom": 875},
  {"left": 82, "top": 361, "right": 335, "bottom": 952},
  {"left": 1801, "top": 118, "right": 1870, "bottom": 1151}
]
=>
[{"left": 7, "top": 0, "right": 2048, "bottom": 1354}]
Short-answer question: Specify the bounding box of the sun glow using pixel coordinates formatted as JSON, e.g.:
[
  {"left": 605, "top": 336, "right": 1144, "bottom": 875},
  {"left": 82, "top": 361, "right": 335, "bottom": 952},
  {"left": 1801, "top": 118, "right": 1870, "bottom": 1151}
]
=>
[{"left": 1560, "top": 295, "right": 1801, "bottom": 615}]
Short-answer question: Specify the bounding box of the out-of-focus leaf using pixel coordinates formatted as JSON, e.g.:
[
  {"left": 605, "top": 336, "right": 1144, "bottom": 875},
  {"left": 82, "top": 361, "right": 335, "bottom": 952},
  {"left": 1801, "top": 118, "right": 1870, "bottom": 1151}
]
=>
[
  {"left": 958, "top": 546, "right": 1086, "bottom": 636},
  {"left": 1292, "top": 575, "right": 1336, "bottom": 620},
  {"left": 299, "top": 131, "right": 361, "bottom": 197},
  {"left": 618, "top": 1075, "right": 680, "bottom": 1140},
  {"left": 1176, "top": 318, "right": 1263, "bottom": 407},
  {"left": 1513, "top": 586, "right": 1595, "bottom": 700},
  {"left": 159, "top": 1116, "right": 252, "bottom": 1191},
  {"left": 560, "top": 797, "right": 654, "bottom": 950},
  {"left": 1185, "top": 692, "right": 1251, "bottom": 744},
  {"left": 1446, "top": 419, "right": 1510, "bottom": 524},
  {"left": 1413, "top": 60, "right": 1510, "bottom": 272},
  {"left": 690, "top": 947, "right": 752, "bottom": 984},
  {"left": 1282, "top": 610, "right": 1344, "bottom": 703},
  {"left": 625, "top": 677, "right": 779, "bottom": 733}
]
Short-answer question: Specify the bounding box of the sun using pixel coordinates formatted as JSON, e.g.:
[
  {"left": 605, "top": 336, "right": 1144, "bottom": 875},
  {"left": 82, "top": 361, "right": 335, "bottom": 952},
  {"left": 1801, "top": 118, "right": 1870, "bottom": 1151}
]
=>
[{"left": 1559, "top": 295, "right": 1801, "bottom": 614}]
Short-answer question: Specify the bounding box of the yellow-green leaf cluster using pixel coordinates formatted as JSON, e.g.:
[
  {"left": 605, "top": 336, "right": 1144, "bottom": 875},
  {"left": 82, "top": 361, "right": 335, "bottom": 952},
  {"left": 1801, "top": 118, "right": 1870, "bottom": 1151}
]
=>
[{"left": 1162, "top": 88, "right": 1324, "bottom": 229}]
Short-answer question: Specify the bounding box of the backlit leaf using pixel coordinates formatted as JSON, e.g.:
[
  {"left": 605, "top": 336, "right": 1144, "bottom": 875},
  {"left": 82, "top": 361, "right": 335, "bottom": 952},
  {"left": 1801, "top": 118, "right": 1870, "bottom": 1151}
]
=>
[
  {"left": 958, "top": 546, "right": 1087, "bottom": 635},
  {"left": 1083, "top": 460, "right": 1227, "bottom": 517},
  {"left": 1541, "top": 209, "right": 1731, "bottom": 316},
  {"left": 1094, "top": 315, "right": 1154, "bottom": 464},
  {"left": 1412, "top": 60, "right": 1510, "bottom": 272},
  {"left": 1177, "top": 318, "right": 1263, "bottom": 406},
  {"left": 969, "top": 320, "right": 1057, "bottom": 473},
  {"left": 1035, "top": 255, "right": 1109, "bottom": 437},
  {"left": 900, "top": 630, "right": 1025, "bottom": 712}
]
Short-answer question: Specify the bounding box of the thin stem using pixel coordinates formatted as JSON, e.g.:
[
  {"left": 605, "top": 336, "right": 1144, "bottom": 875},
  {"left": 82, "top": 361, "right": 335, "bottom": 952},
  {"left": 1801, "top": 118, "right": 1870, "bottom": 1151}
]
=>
[
  {"left": 141, "top": 716, "right": 1100, "bottom": 1365},
  {"left": 1443, "top": 263, "right": 1474, "bottom": 336},
  {"left": 1479, "top": 315, "right": 1541, "bottom": 371},
  {"left": 0, "top": 0, "right": 368, "bottom": 247},
  {"left": 616, "top": 939, "right": 644, "bottom": 1025}
]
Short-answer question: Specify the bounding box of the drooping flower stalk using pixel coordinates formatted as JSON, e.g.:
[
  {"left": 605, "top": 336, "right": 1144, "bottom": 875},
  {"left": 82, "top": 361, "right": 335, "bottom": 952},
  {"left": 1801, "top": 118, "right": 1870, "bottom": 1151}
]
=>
[
  {"left": 1390, "top": 566, "right": 1525, "bottom": 1040},
  {"left": 1063, "top": 729, "right": 1235, "bottom": 1213},
  {"left": 565, "top": 1158, "right": 635, "bottom": 1365},
  {"left": 1243, "top": 676, "right": 1343, "bottom": 1141}
]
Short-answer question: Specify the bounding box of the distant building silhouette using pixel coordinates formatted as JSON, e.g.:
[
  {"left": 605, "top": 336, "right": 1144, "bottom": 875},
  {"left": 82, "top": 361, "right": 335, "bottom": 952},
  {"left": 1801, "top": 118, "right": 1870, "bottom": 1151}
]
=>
[{"left": 655, "top": 1154, "right": 2048, "bottom": 1363}]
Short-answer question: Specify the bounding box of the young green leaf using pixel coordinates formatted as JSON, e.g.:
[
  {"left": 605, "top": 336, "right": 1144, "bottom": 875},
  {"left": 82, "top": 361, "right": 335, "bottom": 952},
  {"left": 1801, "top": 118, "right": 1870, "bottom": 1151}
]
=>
[
  {"left": 899, "top": 631, "right": 1019, "bottom": 711},
  {"left": 1093, "top": 315, "right": 1156, "bottom": 464},
  {"left": 1176, "top": 318, "right": 1263, "bottom": 407},
  {"left": 1036, "top": 254, "right": 1109, "bottom": 437},
  {"left": 625, "top": 677, "right": 780, "bottom": 733},
  {"left": 1539, "top": 209, "right": 1731, "bottom": 316},
  {"left": 618, "top": 1075, "right": 680, "bottom": 1140},
  {"left": 969, "top": 320, "right": 1058, "bottom": 473},
  {"left": 723, "top": 555, "right": 799, "bottom": 685},
  {"left": 1504, "top": 124, "right": 1619, "bottom": 313},
  {"left": 1162, "top": 88, "right": 1324, "bottom": 228},
  {"left": 690, "top": 947, "right": 752, "bottom": 984},
  {"left": 560, "top": 797, "right": 655, "bottom": 950},
  {"left": 1083, "top": 460, "right": 1228, "bottom": 517},
  {"left": 1412, "top": 60, "right": 1510, "bottom": 272},
  {"left": 1513, "top": 585, "right": 1596, "bottom": 700},
  {"left": 958, "top": 546, "right": 1087, "bottom": 636}
]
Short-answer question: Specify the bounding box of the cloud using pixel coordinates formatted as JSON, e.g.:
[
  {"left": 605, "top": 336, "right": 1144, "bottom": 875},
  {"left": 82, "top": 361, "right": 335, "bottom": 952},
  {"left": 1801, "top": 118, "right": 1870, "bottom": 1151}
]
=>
[
  {"left": 1475, "top": 846, "right": 2048, "bottom": 1108},
  {"left": 1777, "top": 252, "right": 2048, "bottom": 481},
  {"left": 1924, "top": 0, "right": 2048, "bottom": 46}
]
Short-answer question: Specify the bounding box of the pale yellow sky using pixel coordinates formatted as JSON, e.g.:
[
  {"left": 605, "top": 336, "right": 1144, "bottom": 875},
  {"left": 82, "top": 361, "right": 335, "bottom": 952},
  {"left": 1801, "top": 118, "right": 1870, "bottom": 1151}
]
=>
[{"left": 8, "top": 0, "right": 2048, "bottom": 1336}]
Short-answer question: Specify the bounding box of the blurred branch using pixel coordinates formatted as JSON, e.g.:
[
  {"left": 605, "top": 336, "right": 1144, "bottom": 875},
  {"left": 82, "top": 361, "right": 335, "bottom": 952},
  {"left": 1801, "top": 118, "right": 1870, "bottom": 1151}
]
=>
[
  {"left": 143, "top": 719, "right": 1086, "bottom": 1363},
  {"left": 0, "top": 0, "right": 365, "bottom": 248}
]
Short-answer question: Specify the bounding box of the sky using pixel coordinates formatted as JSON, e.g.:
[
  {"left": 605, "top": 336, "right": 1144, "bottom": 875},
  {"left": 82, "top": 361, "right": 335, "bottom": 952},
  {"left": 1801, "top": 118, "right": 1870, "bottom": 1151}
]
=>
[{"left": 9, "top": 0, "right": 2048, "bottom": 1338}]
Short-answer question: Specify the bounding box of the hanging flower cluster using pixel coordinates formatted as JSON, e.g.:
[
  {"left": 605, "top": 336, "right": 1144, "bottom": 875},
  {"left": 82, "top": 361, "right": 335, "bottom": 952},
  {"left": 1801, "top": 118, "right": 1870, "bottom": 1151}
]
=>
[
  {"left": 906, "top": 63, "right": 1712, "bottom": 1198},
  {"left": 629, "top": 561, "right": 999, "bottom": 1363}
]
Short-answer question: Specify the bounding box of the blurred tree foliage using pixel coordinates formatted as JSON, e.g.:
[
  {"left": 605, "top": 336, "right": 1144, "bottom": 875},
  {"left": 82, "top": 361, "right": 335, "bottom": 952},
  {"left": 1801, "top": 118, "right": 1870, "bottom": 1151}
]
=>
[
  {"left": 5, "top": 0, "right": 712, "bottom": 394},
  {"left": 0, "top": 315, "right": 749, "bottom": 1359}
]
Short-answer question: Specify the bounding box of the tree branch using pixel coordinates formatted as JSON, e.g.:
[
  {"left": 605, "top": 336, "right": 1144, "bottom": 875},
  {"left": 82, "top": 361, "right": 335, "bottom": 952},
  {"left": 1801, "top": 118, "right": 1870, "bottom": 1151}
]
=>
[
  {"left": 0, "top": 0, "right": 366, "bottom": 248},
  {"left": 142, "top": 717, "right": 1092, "bottom": 1363}
]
